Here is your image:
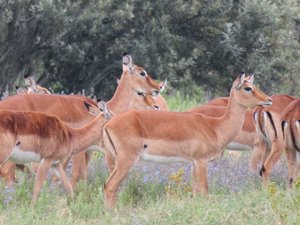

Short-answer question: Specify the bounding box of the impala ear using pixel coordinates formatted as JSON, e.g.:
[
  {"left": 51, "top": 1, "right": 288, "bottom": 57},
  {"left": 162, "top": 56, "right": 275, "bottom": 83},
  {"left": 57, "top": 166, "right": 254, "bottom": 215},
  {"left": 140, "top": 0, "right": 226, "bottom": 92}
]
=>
[
  {"left": 160, "top": 79, "right": 167, "bottom": 92},
  {"left": 97, "top": 100, "right": 112, "bottom": 120},
  {"left": 122, "top": 53, "right": 134, "bottom": 73},
  {"left": 84, "top": 101, "right": 101, "bottom": 116},
  {"left": 235, "top": 72, "right": 245, "bottom": 90},
  {"left": 246, "top": 74, "right": 255, "bottom": 84}
]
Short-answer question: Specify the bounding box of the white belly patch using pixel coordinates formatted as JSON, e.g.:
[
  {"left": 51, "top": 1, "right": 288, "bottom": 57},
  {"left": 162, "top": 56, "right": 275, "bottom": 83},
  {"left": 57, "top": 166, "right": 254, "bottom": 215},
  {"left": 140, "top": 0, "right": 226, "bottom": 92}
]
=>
[
  {"left": 10, "top": 146, "right": 41, "bottom": 164},
  {"left": 141, "top": 152, "right": 187, "bottom": 163},
  {"left": 226, "top": 142, "right": 252, "bottom": 151}
]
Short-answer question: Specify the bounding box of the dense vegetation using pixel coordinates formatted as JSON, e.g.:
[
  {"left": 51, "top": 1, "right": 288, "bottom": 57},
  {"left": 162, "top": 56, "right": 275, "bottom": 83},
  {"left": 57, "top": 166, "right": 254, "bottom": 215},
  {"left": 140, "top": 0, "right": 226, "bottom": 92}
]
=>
[{"left": 1, "top": 0, "right": 300, "bottom": 100}]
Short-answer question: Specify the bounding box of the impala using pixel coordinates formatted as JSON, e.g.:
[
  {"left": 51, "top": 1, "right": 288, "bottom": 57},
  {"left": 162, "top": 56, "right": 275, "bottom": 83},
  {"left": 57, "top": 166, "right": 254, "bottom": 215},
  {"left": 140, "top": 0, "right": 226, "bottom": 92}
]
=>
[
  {"left": 101, "top": 73, "right": 272, "bottom": 207},
  {"left": 0, "top": 53, "right": 167, "bottom": 187},
  {"left": 253, "top": 94, "right": 297, "bottom": 183},
  {"left": 0, "top": 101, "right": 111, "bottom": 205},
  {"left": 281, "top": 99, "right": 300, "bottom": 187},
  {"left": 24, "top": 74, "right": 52, "bottom": 94}
]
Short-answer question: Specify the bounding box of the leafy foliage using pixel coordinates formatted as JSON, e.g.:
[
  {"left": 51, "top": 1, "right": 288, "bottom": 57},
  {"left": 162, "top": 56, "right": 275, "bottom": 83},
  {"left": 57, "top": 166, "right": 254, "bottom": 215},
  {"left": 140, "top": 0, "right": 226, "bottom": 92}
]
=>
[{"left": 1, "top": 0, "right": 300, "bottom": 99}]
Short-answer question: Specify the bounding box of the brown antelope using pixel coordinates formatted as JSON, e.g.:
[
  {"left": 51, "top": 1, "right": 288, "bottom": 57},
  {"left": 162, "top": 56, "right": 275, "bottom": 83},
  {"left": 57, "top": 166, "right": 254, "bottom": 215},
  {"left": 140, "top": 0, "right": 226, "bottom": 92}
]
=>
[
  {"left": 0, "top": 101, "right": 111, "bottom": 205},
  {"left": 24, "top": 74, "right": 52, "bottom": 94},
  {"left": 281, "top": 99, "right": 300, "bottom": 188},
  {"left": 101, "top": 73, "right": 272, "bottom": 207},
  {"left": 253, "top": 94, "right": 297, "bottom": 183},
  {"left": 0, "top": 53, "right": 166, "bottom": 187}
]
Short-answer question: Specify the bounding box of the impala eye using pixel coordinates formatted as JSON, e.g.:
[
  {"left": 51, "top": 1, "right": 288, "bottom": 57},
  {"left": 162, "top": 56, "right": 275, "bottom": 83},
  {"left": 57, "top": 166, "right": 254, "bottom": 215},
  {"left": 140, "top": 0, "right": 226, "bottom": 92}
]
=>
[
  {"left": 136, "top": 92, "right": 145, "bottom": 96},
  {"left": 152, "top": 90, "right": 159, "bottom": 97},
  {"left": 140, "top": 71, "right": 147, "bottom": 77},
  {"left": 244, "top": 87, "right": 252, "bottom": 92}
]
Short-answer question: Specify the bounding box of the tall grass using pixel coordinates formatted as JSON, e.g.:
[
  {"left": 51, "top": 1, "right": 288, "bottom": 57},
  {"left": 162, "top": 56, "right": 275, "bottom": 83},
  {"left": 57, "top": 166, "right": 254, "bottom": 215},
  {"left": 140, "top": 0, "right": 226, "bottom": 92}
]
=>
[{"left": 0, "top": 94, "right": 299, "bottom": 225}]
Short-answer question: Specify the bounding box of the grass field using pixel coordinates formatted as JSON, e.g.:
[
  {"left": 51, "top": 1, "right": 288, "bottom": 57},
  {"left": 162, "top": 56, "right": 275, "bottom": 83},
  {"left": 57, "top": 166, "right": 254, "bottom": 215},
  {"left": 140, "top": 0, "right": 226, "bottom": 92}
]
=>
[
  {"left": 0, "top": 95, "right": 299, "bottom": 225},
  {"left": 0, "top": 152, "right": 299, "bottom": 225}
]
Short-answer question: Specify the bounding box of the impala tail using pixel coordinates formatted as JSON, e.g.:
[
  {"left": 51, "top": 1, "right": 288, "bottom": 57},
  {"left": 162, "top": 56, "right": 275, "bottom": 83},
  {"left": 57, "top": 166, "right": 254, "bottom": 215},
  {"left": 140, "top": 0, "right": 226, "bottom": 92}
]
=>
[{"left": 253, "top": 108, "right": 268, "bottom": 140}]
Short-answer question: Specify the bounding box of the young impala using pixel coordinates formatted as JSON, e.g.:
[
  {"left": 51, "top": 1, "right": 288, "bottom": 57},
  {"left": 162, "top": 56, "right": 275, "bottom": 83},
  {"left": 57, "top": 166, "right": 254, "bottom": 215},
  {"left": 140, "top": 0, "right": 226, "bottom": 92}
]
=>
[
  {"left": 0, "top": 101, "right": 111, "bottom": 205},
  {"left": 101, "top": 73, "right": 272, "bottom": 207}
]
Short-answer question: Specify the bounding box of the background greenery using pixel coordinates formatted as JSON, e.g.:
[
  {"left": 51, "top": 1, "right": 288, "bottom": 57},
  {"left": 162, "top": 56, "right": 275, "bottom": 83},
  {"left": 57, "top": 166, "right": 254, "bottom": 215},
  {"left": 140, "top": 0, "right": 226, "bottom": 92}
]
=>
[{"left": 1, "top": 0, "right": 300, "bottom": 100}]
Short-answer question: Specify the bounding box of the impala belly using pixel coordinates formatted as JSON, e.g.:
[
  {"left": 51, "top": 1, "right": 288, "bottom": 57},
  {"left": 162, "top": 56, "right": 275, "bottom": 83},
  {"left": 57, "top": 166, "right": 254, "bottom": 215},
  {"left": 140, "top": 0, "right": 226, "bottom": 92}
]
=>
[
  {"left": 10, "top": 146, "right": 41, "bottom": 164},
  {"left": 86, "top": 145, "right": 103, "bottom": 153},
  {"left": 141, "top": 152, "right": 187, "bottom": 162},
  {"left": 226, "top": 142, "right": 252, "bottom": 151},
  {"left": 140, "top": 139, "right": 201, "bottom": 163}
]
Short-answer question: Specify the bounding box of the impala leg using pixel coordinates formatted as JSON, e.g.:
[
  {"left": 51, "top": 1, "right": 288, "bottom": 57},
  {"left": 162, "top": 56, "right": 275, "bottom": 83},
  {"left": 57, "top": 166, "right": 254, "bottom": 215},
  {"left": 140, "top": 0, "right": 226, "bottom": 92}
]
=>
[
  {"left": 249, "top": 136, "right": 263, "bottom": 172},
  {"left": 31, "top": 158, "right": 53, "bottom": 206},
  {"left": 260, "top": 139, "right": 284, "bottom": 183},
  {"left": 104, "top": 154, "right": 136, "bottom": 208},
  {"left": 105, "top": 151, "right": 116, "bottom": 174},
  {"left": 70, "top": 151, "right": 87, "bottom": 188},
  {"left": 192, "top": 159, "right": 208, "bottom": 196},
  {"left": 53, "top": 163, "right": 74, "bottom": 198},
  {"left": 285, "top": 147, "right": 297, "bottom": 188},
  {"left": 0, "top": 161, "right": 16, "bottom": 187}
]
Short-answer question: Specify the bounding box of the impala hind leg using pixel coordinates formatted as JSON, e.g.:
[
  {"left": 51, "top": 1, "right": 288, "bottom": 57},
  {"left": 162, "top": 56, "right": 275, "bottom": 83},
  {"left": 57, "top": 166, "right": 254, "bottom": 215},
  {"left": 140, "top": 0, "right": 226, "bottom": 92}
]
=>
[
  {"left": 260, "top": 140, "right": 284, "bottom": 183},
  {"left": 104, "top": 154, "right": 136, "bottom": 208},
  {"left": 285, "top": 147, "right": 297, "bottom": 188},
  {"left": 53, "top": 163, "right": 74, "bottom": 198},
  {"left": 191, "top": 159, "right": 208, "bottom": 196},
  {"left": 105, "top": 151, "right": 116, "bottom": 173},
  {"left": 31, "top": 158, "right": 53, "bottom": 206}
]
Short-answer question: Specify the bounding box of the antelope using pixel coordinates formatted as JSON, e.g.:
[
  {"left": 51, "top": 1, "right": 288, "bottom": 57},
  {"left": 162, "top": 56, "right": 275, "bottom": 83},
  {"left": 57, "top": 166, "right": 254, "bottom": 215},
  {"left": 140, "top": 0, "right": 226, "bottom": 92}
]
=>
[
  {"left": 101, "top": 73, "right": 272, "bottom": 207},
  {"left": 281, "top": 99, "right": 300, "bottom": 188},
  {"left": 24, "top": 74, "right": 52, "bottom": 94},
  {"left": 253, "top": 94, "right": 297, "bottom": 183},
  {"left": 0, "top": 101, "right": 111, "bottom": 205},
  {"left": 0, "top": 53, "right": 167, "bottom": 187}
]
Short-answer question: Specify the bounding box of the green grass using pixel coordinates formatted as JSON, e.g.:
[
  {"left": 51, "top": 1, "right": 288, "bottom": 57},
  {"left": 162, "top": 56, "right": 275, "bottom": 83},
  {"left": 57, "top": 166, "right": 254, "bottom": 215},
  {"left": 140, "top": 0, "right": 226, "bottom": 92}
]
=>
[{"left": 0, "top": 171, "right": 299, "bottom": 225}]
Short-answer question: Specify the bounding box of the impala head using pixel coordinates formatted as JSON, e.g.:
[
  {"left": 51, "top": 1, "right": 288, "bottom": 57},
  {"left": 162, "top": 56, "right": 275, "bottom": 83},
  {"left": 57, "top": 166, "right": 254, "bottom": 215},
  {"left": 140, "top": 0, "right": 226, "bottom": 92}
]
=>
[
  {"left": 130, "top": 88, "right": 161, "bottom": 110},
  {"left": 84, "top": 99, "right": 112, "bottom": 119},
  {"left": 24, "top": 74, "right": 36, "bottom": 87},
  {"left": 232, "top": 72, "right": 272, "bottom": 109},
  {"left": 122, "top": 53, "right": 167, "bottom": 94}
]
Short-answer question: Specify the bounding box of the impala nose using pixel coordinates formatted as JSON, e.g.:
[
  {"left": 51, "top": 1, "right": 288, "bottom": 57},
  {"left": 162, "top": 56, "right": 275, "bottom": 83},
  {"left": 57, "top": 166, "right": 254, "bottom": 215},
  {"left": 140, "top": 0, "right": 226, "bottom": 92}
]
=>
[{"left": 264, "top": 98, "right": 272, "bottom": 107}]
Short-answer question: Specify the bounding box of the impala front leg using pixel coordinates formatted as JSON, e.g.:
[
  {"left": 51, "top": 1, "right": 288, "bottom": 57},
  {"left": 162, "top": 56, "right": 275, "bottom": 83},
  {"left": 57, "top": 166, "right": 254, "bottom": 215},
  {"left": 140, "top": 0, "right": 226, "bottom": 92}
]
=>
[
  {"left": 70, "top": 152, "right": 87, "bottom": 188},
  {"left": 32, "top": 158, "right": 53, "bottom": 206},
  {"left": 53, "top": 163, "right": 74, "bottom": 198},
  {"left": 192, "top": 158, "right": 208, "bottom": 196}
]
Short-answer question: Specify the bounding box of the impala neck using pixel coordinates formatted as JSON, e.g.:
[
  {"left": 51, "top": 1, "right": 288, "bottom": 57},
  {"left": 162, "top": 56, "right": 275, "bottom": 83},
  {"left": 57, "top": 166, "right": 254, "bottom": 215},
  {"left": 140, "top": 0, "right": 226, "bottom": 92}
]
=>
[
  {"left": 106, "top": 73, "right": 134, "bottom": 113},
  {"left": 71, "top": 115, "right": 107, "bottom": 154},
  {"left": 215, "top": 91, "right": 247, "bottom": 149}
]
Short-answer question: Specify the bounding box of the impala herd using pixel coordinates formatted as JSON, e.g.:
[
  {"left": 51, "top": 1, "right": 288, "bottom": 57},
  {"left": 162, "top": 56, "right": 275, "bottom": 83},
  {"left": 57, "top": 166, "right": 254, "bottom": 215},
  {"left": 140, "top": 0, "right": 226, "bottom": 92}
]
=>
[{"left": 0, "top": 53, "right": 299, "bottom": 208}]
